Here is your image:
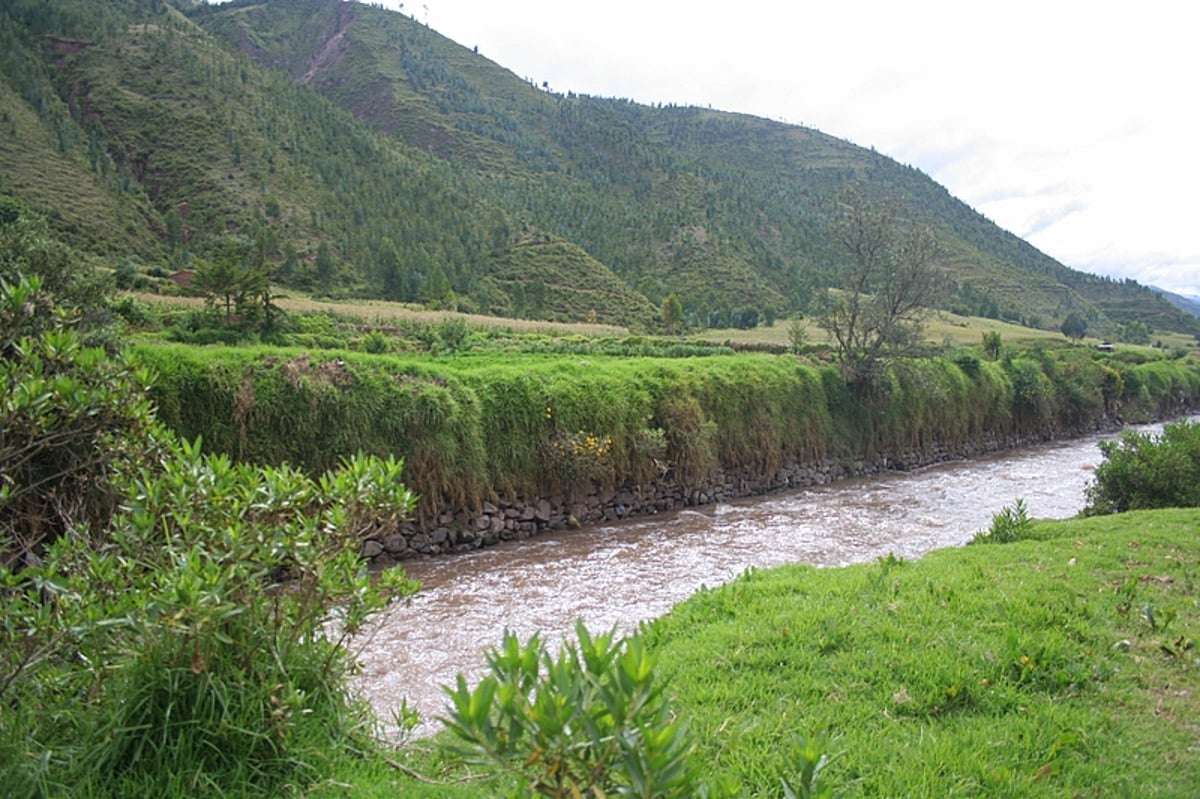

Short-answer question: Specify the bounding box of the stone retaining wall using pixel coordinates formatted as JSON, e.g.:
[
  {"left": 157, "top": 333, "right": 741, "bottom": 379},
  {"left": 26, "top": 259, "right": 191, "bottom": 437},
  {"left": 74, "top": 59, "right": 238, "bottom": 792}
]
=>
[{"left": 365, "top": 426, "right": 1079, "bottom": 564}]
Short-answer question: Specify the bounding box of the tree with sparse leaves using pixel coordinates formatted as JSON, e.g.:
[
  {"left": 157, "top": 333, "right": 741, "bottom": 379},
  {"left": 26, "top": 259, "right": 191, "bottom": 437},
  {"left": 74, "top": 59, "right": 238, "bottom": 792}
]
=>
[{"left": 813, "top": 188, "right": 943, "bottom": 392}]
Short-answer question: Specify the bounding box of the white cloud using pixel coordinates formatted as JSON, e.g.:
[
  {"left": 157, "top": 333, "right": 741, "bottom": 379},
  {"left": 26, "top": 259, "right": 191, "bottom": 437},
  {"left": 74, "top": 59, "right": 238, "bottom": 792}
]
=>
[{"left": 379, "top": 0, "right": 1200, "bottom": 297}]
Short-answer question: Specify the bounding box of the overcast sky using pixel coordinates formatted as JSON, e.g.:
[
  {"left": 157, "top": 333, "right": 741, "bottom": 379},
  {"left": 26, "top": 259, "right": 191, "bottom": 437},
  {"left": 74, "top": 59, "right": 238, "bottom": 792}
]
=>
[{"left": 372, "top": 0, "right": 1198, "bottom": 297}]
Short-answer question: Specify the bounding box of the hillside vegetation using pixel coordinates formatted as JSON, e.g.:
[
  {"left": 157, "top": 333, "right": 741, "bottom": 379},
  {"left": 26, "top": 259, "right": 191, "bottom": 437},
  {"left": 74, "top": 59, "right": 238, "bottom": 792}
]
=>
[{"left": 0, "top": 0, "right": 1195, "bottom": 338}]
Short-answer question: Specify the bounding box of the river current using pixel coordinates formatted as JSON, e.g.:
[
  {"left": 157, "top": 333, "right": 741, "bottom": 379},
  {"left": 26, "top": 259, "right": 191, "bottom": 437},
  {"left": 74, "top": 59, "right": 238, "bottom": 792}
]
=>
[{"left": 348, "top": 423, "right": 1165, "bottom": 737}]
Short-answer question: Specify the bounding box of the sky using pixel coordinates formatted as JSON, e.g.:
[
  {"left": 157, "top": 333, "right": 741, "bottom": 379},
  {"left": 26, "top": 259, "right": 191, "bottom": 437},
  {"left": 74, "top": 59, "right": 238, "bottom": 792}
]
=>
[{"left": 373, "top": 0, "right": 1198, "bottom": 297}]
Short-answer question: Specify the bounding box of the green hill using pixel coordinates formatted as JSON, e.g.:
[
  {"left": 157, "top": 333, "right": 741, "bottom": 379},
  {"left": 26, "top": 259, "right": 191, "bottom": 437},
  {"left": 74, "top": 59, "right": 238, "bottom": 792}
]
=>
[{"left": 0, "top": 0, "right": 1195, "bottom": 337}]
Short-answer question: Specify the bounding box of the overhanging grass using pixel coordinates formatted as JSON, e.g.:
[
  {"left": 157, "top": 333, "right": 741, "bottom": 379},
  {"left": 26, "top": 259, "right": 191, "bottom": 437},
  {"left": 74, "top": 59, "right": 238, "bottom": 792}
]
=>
[{"left": 136, "top": 342, "right": 1200, "bottom": 521}]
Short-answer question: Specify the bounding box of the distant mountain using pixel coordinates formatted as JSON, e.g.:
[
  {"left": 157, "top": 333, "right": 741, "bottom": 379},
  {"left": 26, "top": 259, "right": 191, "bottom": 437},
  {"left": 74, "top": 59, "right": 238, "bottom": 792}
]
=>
[
  {"left": 1153, "top": 287, "right": 1200, "bottom": 319},
  {"left": 1, "top": 0, "right": 1196, "bottom": 336}
]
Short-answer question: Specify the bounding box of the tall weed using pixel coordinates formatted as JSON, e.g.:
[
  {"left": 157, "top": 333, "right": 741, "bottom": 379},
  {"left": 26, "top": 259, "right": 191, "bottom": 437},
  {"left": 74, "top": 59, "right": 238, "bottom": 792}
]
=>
[{"left": 971, "top": 498, "right": 1033, "bottom": 544}]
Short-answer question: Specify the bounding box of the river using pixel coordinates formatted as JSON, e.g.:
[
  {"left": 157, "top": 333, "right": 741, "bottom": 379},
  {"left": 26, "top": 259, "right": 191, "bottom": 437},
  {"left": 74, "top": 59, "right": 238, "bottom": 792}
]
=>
[{"left": 347, "top": 423, "right": 1164, "bottom": 737}]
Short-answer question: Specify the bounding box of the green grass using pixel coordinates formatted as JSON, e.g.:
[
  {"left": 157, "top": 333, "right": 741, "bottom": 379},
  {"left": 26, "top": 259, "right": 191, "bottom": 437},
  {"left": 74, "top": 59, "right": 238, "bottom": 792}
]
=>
[
  {"left": 314, "top": 508, "right": 1200, "bottom": 797},
  {"left": 647, "top": 508, "right": 1200, "bottom": 796}
]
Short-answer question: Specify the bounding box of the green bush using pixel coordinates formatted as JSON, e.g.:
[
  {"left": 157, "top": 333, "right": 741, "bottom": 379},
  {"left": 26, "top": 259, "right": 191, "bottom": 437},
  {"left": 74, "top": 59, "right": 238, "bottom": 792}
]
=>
[
  {"left": 0, "top": 275, "right": 419, "bottom": 797},
  {"left": 2, "top": 444, "right": 419, "bottom": 797},
  {"left": 441, "top": 623, "right": 705, "bottom": 798},
  {"left": 434, "top": 316, "right": 471, "bottom": 354},
  {"left": 0, "top": 275, "right": 156, "bottom": 567},
  {"left": 1084, "top": 421, "right": 1200, "bottom": 515},
  {"left": 440, "top": 623, "right": 831, "bottom": 798},
  {"left": 361, "top": 328, "right": 391, "bottom": 353},
  {"left": 971, "top": 498, "right": 1033, "bottom": 544},
  {"left": 111, "top": 294, "right": 159, "bottom": 330}
]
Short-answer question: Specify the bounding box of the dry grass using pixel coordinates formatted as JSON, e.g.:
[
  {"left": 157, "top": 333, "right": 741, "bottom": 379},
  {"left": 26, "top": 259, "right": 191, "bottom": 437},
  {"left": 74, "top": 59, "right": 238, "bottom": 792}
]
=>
[
  {"left": 129, "top": 291, "right": 1198, "bottom": 352},
  {"left": 127, "top": 292, "right": 630, "bottom": 337},
  {"left": 694, "top": 311, "right": 1067, "bottom": 349}
]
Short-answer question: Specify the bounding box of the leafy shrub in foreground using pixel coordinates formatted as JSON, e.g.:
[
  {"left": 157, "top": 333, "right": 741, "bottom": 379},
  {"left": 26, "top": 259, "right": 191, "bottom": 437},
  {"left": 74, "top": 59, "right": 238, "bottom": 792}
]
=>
[
  {"left": 3, "top": 442, "right": 419, "bottom": 798},
  {"left": 0, "top": 274, "right": 419, "bottom": 797},
  {"left": 440, "top": 623, "right": 832, "bottom": 798},
  {"left": 1084, "top": 420, "right": 1200, "bottom": 515},
  {"left": 441, "top": 623, "right": 704, "bottom": 798},
  {"left": 0, "top": 274, "right": 158, "bottom": 568}
]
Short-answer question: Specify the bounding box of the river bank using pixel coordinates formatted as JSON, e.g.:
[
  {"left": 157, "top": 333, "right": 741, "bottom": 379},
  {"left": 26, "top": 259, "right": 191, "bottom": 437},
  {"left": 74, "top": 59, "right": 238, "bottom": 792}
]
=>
[
  {"left": 135, "top": 342, "right": 1200, "bottom": 563},
  {"left": 351, "top": 421, "right": 1193, "bottom": 740},
  {"left": 331, "top": 507, "right": 1200, "bottom": 799},
  {"left": 363, "top": 422, "right": 1115, "bottom": 563}
]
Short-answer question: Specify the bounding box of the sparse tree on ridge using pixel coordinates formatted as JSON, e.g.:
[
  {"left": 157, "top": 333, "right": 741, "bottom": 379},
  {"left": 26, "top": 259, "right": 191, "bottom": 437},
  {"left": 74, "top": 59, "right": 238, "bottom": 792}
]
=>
[
  {"left": 813, "top": 188, "right": 943, "bottom": 393},
  {"left": 191, "top": 238, "right": 277, "bottom": 328}
]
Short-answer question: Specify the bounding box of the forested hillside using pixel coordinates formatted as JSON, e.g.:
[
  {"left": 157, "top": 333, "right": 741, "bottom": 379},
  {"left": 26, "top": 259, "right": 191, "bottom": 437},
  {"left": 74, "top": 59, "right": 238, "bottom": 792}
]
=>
[{"left": 1, "top": 0, "right": 1194, "bottom": 335}]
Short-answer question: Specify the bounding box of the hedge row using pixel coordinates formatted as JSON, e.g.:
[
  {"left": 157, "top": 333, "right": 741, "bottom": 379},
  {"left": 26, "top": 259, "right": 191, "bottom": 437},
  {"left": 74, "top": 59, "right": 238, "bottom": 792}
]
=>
[{"left": 135, "top": 344, "right": 1200, "bottom": 519}]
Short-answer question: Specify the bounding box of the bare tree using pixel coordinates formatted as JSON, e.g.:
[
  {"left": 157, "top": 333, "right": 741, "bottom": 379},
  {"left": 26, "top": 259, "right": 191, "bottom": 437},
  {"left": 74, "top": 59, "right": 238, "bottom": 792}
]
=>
[{"left": 814, "top": 188, "right": 943, "bottom": 393}]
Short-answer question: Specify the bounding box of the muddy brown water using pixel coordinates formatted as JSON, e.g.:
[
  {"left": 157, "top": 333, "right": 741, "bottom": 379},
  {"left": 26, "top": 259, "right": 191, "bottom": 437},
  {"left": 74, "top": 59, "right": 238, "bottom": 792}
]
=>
[{"left": 347, "top": 423, "right": 1171, "bottom": 738}]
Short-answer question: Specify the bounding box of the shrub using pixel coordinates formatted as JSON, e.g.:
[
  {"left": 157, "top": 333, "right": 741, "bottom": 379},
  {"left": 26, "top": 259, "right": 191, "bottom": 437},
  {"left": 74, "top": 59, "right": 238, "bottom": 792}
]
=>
[
  {"left": 111, "top": 294, "right": 159, "bottom": 330},
  {"left": 361, "top": 328, "right": 391, "bottom": 353},
  {"left": 1006, "top": 357, "right": 1054, "bottom": 430},
  {"left": 441, "top": 623, "right": 709, "bottom": 798},
  {"left": 971, "top": 498, "right": 1033, "bottom": 544},
  {"left": 440, "top": 623, "right": 833, "bottom": 799},
  {"left": 1084, "top": 421, "right": 1200, "bottom": 515},
  {"left": 434, "top": 316, "right": 471, "bottom": 354},
  {"left": 2, "top": 441, "right": 419, "bottom": 797},
  {"left": 982, "top": 330, "right": 1002, "bottom": 360},
  {"left": 541, "top": 429, "right": 615, "bottom": 488},
  {"left": 0, "top": 275, "right": 157, "bottom": 567},
  {"left": 788, "top": 317, "right": 808, "bottom": 353},
  {"left": 0, "top": 274, "right": 419, "bottom": 797}
]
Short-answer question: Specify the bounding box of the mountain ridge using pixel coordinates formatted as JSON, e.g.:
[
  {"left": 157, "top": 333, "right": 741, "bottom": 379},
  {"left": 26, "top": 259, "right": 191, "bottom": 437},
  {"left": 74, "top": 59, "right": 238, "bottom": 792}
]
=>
[{"left": 0, "top": 0, "right": 1195, "bottom": 337}]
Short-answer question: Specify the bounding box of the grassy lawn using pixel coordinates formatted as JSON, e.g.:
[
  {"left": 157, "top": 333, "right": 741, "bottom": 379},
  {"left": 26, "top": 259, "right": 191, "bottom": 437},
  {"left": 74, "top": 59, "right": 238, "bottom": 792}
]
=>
[{"left": 316, "top": 508, "right": 1200, "bottom": 797}]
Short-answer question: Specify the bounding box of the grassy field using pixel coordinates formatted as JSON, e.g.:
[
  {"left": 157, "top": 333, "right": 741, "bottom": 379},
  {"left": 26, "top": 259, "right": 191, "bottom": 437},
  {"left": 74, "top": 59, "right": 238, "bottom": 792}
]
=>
[
  {"left": 127, "top": 291, "right": 631, "bottom": 338},
  {"left": 127, "top": 290, "right": 1199, "bottom": 353},
  {"left": 309, "top": 507, "right": 1200, "bottom": 798}
]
